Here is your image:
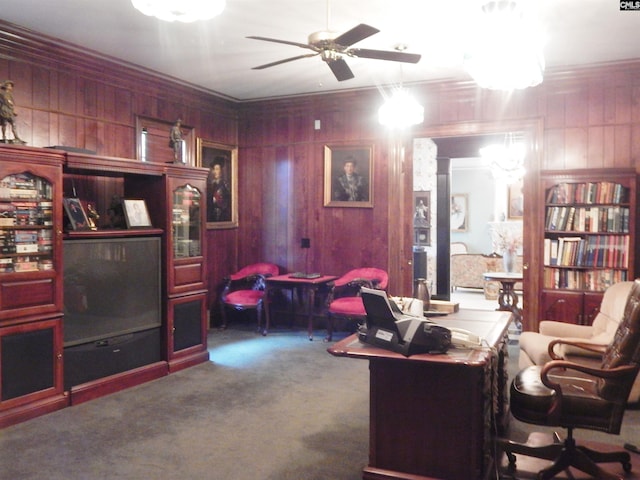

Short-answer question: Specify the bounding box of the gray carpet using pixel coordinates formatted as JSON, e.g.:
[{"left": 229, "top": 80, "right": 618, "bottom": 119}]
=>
[
  {"left": 2, "top": 324, "right": 640, "bottom": 480},
  {"left": 0, "top": 326, "right": 369, "bottom": 480}
]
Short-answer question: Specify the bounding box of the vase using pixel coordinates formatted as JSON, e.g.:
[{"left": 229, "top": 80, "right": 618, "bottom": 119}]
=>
[
  {"left": 413, "top": 278, "right": 430, "bottom": 311},
  {"left": 503, "top": 250, "right": 515, "bottom": 273}
]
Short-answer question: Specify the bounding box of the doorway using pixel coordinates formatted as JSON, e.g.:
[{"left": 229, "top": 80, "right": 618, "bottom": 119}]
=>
[{"left": 412, "top": 133, "right": 526, "bottom": 305}]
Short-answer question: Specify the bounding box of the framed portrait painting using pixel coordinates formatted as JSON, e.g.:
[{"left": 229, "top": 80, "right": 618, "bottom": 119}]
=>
[
  {"left": 323, "top": 144, "right": 373, "bottom": 208},
  {"left": 197, "top": 138, "right": 238, "bottom": 229}
]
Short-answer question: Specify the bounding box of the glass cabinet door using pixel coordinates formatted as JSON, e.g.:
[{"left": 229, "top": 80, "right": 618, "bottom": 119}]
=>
[
  {"left": 0, "top": 172, "right": 54, "bottom": 273},
  {"left": 172, "top": 184, "right": 201, "bottom": 259}
]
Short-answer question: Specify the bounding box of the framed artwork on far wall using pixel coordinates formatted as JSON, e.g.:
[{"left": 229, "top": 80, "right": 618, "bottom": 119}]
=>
[
  {"left": 324, "top": 144, "right": 373, "bottom": 208},
  {"left": 450, "top": 193, "right": 468, "bottom": 232},
  {"left": 508, "top": 178, "right": 524, "bottom": 219},
  {"left": 197, "top": 138, "right": 238, "bottom": 229}
]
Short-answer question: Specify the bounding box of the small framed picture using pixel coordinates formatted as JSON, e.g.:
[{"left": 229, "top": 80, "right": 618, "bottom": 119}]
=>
[
  {"left": 63, "top": 198, "right": 90, "bottom": 230},
  {"left": 123, "top": 199, "right": 152, "bottom": 228},
  {"left": 450, "top": 193, "right": 468, "bottom": 232}
]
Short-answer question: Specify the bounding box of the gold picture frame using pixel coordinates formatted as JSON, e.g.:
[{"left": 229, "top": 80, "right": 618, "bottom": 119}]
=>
[
  {"left": 323, "top": 144, "right": 373, "bottom": 208},
  {"left": 196, "top": 138, "right": 238, "bottom": 229}
]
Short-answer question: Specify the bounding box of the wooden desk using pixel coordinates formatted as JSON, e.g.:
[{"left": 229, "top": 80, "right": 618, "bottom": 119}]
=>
[
  {"left": 483, "top": 271, "right": 523, "bottom": 324},
  {"left": 264, "top": 274, "right": 337, "bottom": 339},
  {"left": 328, "top": 309, "right": 511, "bottom": 480}
]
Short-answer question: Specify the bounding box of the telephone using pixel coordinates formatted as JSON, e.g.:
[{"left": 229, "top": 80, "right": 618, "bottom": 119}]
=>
[{"left": 446, "top": 327, "right": 482, "bottom": 348}]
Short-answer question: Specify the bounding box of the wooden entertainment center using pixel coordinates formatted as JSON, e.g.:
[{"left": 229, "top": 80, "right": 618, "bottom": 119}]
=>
[{"left": 0, "top": 144, "right": 209, "bottom": 428}]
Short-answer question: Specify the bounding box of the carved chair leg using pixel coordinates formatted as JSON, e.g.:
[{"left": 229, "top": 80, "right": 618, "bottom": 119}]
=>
[{"left": 325, "top": 312, "right": 334, "bottom": 342}]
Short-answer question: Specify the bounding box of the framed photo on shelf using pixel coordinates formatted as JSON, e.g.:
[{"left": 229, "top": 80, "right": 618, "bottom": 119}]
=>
[
  {"left": 63, "top": 197, "right": 90, "bottom": 230},
  {"left": 196, "top": 138, "right": 238, "bottom": 229},
  {"left": 450, "top": 193, "right": 468, "bottom": 232},
  {"left": 123, "top": 199, "right": 152, "bottom": 228},
  {"left": 323, "top": 144, "right": 373, "bottom": 208}
]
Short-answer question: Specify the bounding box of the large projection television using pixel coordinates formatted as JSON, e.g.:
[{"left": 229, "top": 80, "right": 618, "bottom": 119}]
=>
[
  {"left": 63, "top": 236, "right": 163, "bottom": 390},
  {"left": 63, "top": 236, "right": 162, "bottom": 347}
]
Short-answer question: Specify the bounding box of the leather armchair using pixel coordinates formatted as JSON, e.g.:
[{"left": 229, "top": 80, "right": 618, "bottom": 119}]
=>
[
  {"left": 519, "top": 281, "right": 640, "bottom": 402},
  {"left": 499, "top": 278, "right": 640, "bottom": 480},
  {"left": 325, "top": 267, "right": 388, "bottom": 341},
  {"left": 220, "top": 263, "right": 279, "bottom": 335}
]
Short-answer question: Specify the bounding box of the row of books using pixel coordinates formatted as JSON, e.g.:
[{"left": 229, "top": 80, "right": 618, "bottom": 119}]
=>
[
  {"left": 546, "top": 181, "right": 628, "bottom": 205},
  {"left": 0, "top": 201, "right": 53, "bottom": 227},
  {"left": 543, "top": 235, "right": 629, "bottom": 269},
  {"left": 545, "top": 206, "right": 629, "bottom": 233},
  {"left": 543, "top": 267, "right": 627, "bottom": 292},
  {"left": 0, "top": 173, "right": 52, "bottom": 201}
]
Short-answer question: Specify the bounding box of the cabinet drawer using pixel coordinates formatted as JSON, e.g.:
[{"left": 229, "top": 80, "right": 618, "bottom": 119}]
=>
[
  {"left": 0, "top": 278, "right": 56, "bottom": 313},
  {"left": 173, "top": 262, "right": 204, "bottom": 288}
]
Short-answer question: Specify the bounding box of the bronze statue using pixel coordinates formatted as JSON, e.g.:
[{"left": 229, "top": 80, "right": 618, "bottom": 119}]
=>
[
  {"left": 169, "top": 118, "right": 184, "bottom": 163},
  {"left": 0, "top": 80, "right": 26, "bottom": 144}
]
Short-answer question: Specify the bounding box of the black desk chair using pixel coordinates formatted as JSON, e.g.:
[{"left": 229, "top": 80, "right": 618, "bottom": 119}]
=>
[{"left": 499, "top": 278, "right": 640, "bottom": 480}]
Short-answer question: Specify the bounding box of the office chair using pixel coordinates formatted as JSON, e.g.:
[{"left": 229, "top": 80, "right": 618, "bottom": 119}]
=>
[
  {"left": 220, "top": 263, "right": 279, "bottom": 335},
  {"left": 519, "top": 281, "right": 640, "bottom": 402},
  {"left": 325, "top": 267, "right": 388, "bottom": 341},
  {"left": 499, "top": 278, "right": 640, "bottom": 480}
]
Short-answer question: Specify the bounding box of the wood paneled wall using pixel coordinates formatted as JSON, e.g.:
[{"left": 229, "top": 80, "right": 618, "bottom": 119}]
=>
[{"left": 3, "top": 20, "right": 640, "bottom": 329}]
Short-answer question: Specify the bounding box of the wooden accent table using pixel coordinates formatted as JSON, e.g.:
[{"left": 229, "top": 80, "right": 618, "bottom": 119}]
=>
[
  {"left": 264, "top": 274, "right": 337, "bottom": 339},
  {"left": 483, "top": 271, "right": 523, "bottom": 324},
  {"left": 328, "top": 309, "right": 511, "bottom": 480}
]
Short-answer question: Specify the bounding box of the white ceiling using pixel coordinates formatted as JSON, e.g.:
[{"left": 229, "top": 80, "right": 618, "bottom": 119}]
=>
[{"left": 1, "top": 0, "right": 640, "bottom": 101}]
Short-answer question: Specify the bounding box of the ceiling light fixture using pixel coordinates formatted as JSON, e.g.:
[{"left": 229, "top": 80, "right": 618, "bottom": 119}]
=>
[
  {"left": 465, "top": 1, "right": 545, "bottom": 90},
  {"left": 131, "top": 0, "right": 225, "bottom": 23},
  {"left": 378, "top": 46, "right": 424, "bottom": 128},
  {"left": 480, "top": 132, "right": 526, "bottom": 183}
]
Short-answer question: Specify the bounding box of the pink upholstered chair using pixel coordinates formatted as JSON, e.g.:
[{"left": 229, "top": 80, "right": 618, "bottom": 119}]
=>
[
  {"left": 325, "top": 267, "right": 389, "bottom": 341},
  {"left": 220, "top": 263, "right": 279, "bottom": 334}
]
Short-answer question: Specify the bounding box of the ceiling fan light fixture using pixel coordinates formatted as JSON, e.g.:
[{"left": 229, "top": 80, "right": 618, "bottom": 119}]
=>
[
  {"left": 131, "top": 0, "right": 225, "bottom": 23},
  {"left": 378, "top": 89, "right": 424, "bottom": 128},
  {"left": 465, "top": 0, "right": 545, "bottom": 90}
]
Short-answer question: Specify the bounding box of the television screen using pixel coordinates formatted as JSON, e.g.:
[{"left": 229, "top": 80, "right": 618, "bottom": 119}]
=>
[{"left": 63, "top": 236, "right": 162, "bottom": 347}]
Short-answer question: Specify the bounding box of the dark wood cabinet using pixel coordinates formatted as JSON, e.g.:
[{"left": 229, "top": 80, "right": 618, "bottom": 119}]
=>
[
  {"left": 539, "top": 169, "right": 637, "bottom": 325},
  {"left": 0, "top": 145, "right": 67, "bottom": 427},
  {"left": 0, "top": 145, "right": 209, "bottom": 426}
]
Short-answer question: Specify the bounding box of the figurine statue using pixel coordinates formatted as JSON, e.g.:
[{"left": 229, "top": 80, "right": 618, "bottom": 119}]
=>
[
  {"left": 86, "top": 203, "right": 100, "bottom": 231},
  {"left": 0, "top": 80, "right": 26, "bottom": 144},
  {"left": 169, "top": 118, "right": 184, "bottom": 163}
]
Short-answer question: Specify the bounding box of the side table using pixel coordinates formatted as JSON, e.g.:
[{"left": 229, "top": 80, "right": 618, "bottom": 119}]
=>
[
  {"left": 264, "top": 274, "right": 337, "bottom": 339},
  {"left": 483, "top": 271, "right": 523, "bottom": 326}
]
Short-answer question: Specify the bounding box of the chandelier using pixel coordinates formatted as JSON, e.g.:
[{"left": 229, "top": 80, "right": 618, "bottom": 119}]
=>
[
  {"left": 465, "top": 1, "right": 545, "bottom": 90},
  {"left": 131, "top": 0, "right": 226, "bottom": 22},
  {"left": 480, "top": 133, "right": 525, "bottom": 183},
  {"left": 378, "top": 89, "right": 424, "bottom": 128}
]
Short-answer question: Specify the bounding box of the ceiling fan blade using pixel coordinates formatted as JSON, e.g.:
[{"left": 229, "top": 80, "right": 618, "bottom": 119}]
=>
[
  {"left": 327, "top": 58, "right": 355, "bottom": 82},
  {"left": 350, "top": 48, "right": 421, "bottom": 64},
  {"left": 252, "top": 53, "right": 319, "bottom": 70},
  {"left": 333, "top": 24, "right": 379, "bottom": 47},
  {"left": 246, "top": 36, "right": 316, "bottom": 51}
]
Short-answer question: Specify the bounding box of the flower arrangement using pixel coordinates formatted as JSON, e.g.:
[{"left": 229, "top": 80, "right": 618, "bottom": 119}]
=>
[{"left": 490, "top": 222, "right": 523, "bottom": 254}]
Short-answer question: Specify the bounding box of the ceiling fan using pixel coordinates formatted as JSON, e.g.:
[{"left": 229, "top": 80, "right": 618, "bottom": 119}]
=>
[{"left": 247, "top": 23, "right": 421, "bottom": 82}]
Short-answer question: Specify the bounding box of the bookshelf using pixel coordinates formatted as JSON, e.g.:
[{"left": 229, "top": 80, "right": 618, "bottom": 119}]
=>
[{"left": 540, "top": 169, "right": 637, "bottom": 325}]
